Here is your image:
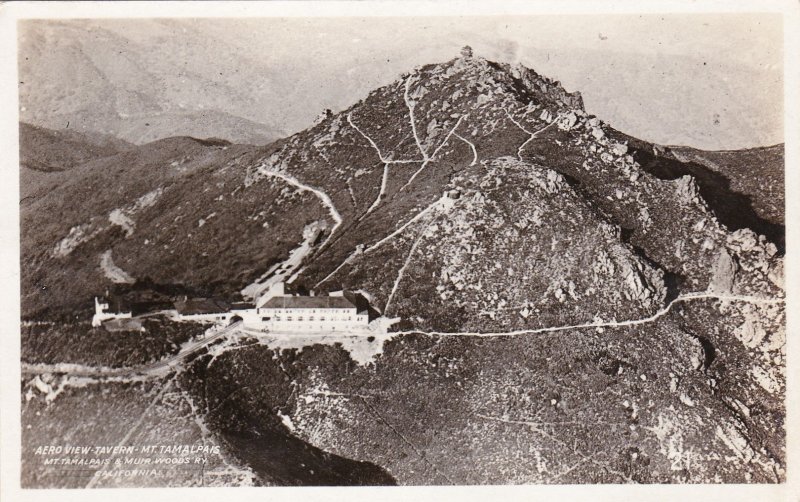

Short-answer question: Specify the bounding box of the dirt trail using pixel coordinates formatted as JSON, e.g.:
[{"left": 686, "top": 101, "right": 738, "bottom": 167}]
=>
[
  {"left": 505, "top": 110, "right": 560, "bottom": 161},
  {"left": 454, "top": 132, "right": 478, "bottom": 166},
  {"left": 316, "top": 194, "right": 452, "bottom": 287},
  {"left": 404, "top": 74, "right": 429, "bottom": 161},
  {"left": 393, "top": 293, "right": 784, "bottom": 337},
  {"left": 402, "top": 114, "right": 467, "bottom": 190},
  {"left": 385, "top": 218, "right": 436, "bottom": 314}
]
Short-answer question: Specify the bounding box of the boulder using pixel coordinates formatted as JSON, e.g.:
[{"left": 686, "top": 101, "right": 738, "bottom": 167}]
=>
[
  {"left": 726, "top": 228, "right": 758, "bottom": 253},
  {"left": 768, "top": 259, "right": 785, "bottom": 290},
  {"left": 675, "top": 175, "right": 702, "bottom": 205},
  {"left": 558, "top": 112, "right": 578, "bottom": 131},
  {"left": 708, "top": 248, "right": 738, "bottom": 294}
]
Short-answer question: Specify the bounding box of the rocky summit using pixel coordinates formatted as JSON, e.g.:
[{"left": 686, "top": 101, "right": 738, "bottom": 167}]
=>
[{"left": 21, "top": 50, "right": 785, "bottom": 486}]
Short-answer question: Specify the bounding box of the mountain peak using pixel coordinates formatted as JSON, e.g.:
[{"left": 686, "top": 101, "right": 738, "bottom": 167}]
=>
[{"left": 401, "top": 51, "right": 585, "bottom": 125}]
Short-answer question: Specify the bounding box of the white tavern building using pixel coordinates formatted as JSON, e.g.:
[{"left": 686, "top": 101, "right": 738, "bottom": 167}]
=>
[
  {"left": 257, "top": 295, "right": 368, "bottom": 332},
  {"left": 175, "top": 282, "right": 369, "bottom": 333}
]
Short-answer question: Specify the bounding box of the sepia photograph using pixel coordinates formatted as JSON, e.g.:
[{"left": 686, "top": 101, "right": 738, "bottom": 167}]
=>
[{"left": 1, "top": 1, "right": 798, "bottom": 500}]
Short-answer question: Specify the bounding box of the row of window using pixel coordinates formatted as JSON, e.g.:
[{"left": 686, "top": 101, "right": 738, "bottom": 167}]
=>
[
  {"left": 262, "top": 308, "right": 355, "bottom": 314},
  {"left": 272, "top": 315, "right": 353, "bottom": 322}
]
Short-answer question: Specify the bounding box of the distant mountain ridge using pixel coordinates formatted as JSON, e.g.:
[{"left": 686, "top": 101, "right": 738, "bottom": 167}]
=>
[
  {"left": 20, "top": 122, "right": 133, "bottom": 172},
  {"left": 18, "top": 20, "right": 287, "bottom": 145}
]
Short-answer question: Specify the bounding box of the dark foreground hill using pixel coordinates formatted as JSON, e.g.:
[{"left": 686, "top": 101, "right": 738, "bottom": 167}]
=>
[{"left": 20, "top": 50, "right": 785, "bottom": 484}]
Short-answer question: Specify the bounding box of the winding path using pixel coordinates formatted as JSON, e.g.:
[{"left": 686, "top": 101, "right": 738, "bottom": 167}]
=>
[
  {"left": 256, "top": 168, "right": 342, "bottom": 235},
  {"left": 454, "top": 132, "right": 478, "bottom": 166},
  {"left": 505, "top": 110, "right": 560, "bottom": 161},
  {"left": 402, "top": 114, "right": 467, "bottom": 190},
  {"left": 251, "top": 167, "right": 344, "bottom": 295},
  {"left": 404, "top": 75, "right": 429, "bottom": 160},
  {"left": 392, "top": 292, "right": 784, "bottom": 337}
]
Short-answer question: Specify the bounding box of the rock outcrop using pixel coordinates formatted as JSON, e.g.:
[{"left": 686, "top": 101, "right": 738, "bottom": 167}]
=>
[{"left": 708, "top": 249, "right": 738, "bottom": 294}]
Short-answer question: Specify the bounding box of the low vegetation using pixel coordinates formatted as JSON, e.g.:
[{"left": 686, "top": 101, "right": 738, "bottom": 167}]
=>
[{"left": 22, "top": 317, "right": 201, "bottom": 368}]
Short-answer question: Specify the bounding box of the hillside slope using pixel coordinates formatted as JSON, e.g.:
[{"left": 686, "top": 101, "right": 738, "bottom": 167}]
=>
[
  {"left": 20, "top": 122, "right": 133, "bottom": 172},
  {"left": 20, "top": 134, "right": 331, "bottom": 318}
]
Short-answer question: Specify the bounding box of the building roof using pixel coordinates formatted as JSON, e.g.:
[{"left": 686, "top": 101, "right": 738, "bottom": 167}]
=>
[
  {"left": 230, "top": 302, "right": 256, "bottom": 311},
  {"left": 261, "top": 295, "right": 356, "bottom": 309}
]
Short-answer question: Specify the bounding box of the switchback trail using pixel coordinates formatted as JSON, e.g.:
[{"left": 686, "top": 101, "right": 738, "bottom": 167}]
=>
[
  {"left": 255, "top": 167, "right": 343, "bottom": 237},
  {"left": 505, "top": 110, "right": 560, "bottom": 162},
  {"left": 252, "top": 166, "right": 343, "bottom": 293}
]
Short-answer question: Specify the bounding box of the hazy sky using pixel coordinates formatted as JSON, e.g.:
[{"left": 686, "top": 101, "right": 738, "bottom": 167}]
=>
[{"left": 20, "top": 14, "right": 783, "bottom": 149}]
